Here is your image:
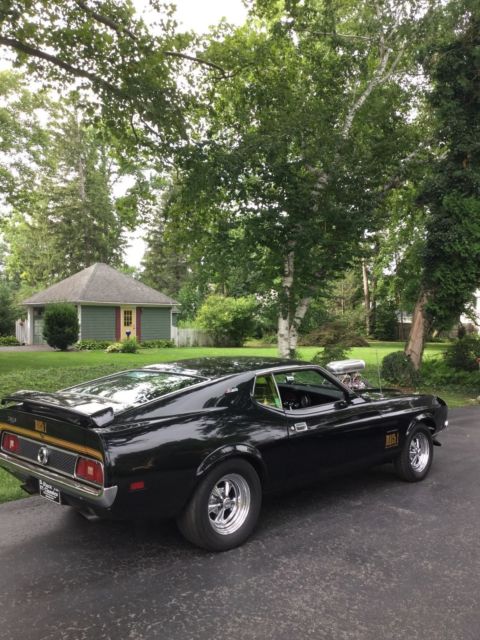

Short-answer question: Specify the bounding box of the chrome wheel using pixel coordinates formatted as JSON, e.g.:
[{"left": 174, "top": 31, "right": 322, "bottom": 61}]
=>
[
  {"left": 409, "top": 432, "right": 430, "bottom": 473},
  {"left": 207, "top": 473, "right": 251, "bottom": 536}
]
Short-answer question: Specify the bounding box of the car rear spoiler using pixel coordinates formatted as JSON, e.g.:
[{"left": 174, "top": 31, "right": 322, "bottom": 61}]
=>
[{"left": 1, "top": 391, "right": 115, "bottom": 428}]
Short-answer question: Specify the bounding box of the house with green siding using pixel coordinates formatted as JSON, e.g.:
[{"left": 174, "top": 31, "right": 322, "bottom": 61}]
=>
[{"left": 22, "top": 263, "right": 178, "bottom": 345}]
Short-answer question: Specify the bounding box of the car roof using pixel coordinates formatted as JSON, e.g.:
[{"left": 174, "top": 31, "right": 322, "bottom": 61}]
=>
[{"left": 143, "top": 356, "right": 308, "bottom": 380}]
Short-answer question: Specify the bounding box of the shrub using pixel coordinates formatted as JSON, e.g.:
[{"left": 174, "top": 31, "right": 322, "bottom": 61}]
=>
[
  {"left": 196, "top": 295, "right": 257, "bottom": 347},
  {"left": 311, "top": 344, "right": 351, "bottom": 367},
  {"left": 43, "top": 303, "right": 79, "bottom": 351},
  {"left": 0, "top": 336, "right": 20, "bottom": 346},
  {"left": 420, "top": 357, "right": 480, "bottom": 391},
  {"left": 140, "top": 339, "right": 174, "bottom": 349},
  {"left": 443, "top": 335, "right": 480, "bottom": 371},
  {"left": 0, "top": 285, "right": 17, "bottom": 336},
  {"left": 120, "top": 338, "right": 138, "bottom": 353},
  {"left": 105, "top": 339, "right": 139, "bottom": 353},
  {"left": 105, "top": 342, "right": 122, "bottom": 353},
  {"left": 76, "top": 339, "right": 113, "bottom": 351},
  {"left": 299, "top": 320, "right": 369, "bottom": 347},
  {"left": 381, "top": 351, "right": 419, "bottom": 387}
]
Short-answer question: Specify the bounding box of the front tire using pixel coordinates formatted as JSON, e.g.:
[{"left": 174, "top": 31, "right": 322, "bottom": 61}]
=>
[
  {"left": 394, "top": 424, "right": 433, "bottom": 482},
  {"left": 177, "top": 458, "right": 262, "bottom": 551}
]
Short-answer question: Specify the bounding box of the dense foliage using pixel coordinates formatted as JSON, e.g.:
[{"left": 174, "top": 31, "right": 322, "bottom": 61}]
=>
[
  {"left": 0, "top": 284, "right": 17, "bottom": 335},
  {"left": 405, "top": 2, "right": 480, "bottom": 367},
  {"left": 196, "top": 295, "right": 257, "bottom": 347},
  {"left": 443, "top": 335, "right": 480, "bottom": 372},
  {"left": 160, "top": 0, "right": 431, "bottom": 357},
  {"left": 0, "top": 73, "right": 140, "bottom": 287},
  {"left": 420, "top": 8, "right": 480, "bottom": 330},
  {"left": 43, "top": 303, "right": 79, "bottom": 350},
  {"left": 381, "top": 351, "right": 419, "bottom": 387},
  {"left": 299, "top": 320, "right": 369, "bottom": 347},
  {"left": 420, "top": 358, "right": 480, "bottom": 393}
]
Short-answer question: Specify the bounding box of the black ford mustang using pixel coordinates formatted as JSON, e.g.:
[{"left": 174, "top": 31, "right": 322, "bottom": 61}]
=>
[{"left": 0, "top": 357, "right": 448, "bottom": 551}]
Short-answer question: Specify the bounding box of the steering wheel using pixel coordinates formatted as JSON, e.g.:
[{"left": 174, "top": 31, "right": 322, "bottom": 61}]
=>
[
  {"left": 299, "top": 393, "right": 311, "bottom": 408},
  {"left": 283, "top": 392, "right": 311, "bottom": 410}
]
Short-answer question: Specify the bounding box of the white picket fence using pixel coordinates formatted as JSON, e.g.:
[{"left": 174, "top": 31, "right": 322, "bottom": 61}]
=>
[{"left": 172, "top": 327, "right": 215, "bottom": 347}]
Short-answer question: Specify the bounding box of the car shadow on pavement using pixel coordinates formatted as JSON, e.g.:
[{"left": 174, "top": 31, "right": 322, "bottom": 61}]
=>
[{"left": 56, "top": 462, "right": 400, "bottom": 556}]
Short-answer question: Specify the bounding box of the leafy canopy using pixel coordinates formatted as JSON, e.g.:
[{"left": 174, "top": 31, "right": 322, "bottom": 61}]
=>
[{"left": 419, "top": 4, "right": 480, "bottom": 329}]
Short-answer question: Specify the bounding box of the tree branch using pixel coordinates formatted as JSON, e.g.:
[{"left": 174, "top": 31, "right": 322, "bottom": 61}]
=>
[
  {"left": 73, "top": 0, "right": 227, "bottom": 74},
  {"left": 0, "top": 35, "right": 122, "bottom": 96},
  {"left": 308, "top": 30, "right": 375, "bottom": 42},
  {"left": 73, "top": 0, "right": 137, "bottom": 39},
  {"left": 340, "top": 47, "right": 391, "bottom": 139},
  {"left": 340, "top": 1, "right": 405, "bottom": 140}
]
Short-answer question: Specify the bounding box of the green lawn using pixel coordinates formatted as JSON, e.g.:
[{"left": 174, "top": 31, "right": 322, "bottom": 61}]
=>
[
  {"left": 0, "top": 468, "right": 26, "bottom": 503},
  {"left": 0, "top": 340, "right": 468, "bottom": 406},
  {"left": 0, "top": 341, "right": 471, "bottom": 504}
]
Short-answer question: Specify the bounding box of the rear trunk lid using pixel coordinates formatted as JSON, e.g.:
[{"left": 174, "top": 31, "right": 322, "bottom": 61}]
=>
[{"left": 0, "top": 390, "right": 117, "bottom": 468}]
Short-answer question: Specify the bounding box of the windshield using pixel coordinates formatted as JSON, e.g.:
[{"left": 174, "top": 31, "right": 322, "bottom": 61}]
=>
[{"left": 66, "top": 370, "right": 200, "bottom": 409}]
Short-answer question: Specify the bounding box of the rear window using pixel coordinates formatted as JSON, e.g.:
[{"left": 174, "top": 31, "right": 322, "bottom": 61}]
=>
[{"left": 66, "top": 371, "right": 200, "bottom": 409}]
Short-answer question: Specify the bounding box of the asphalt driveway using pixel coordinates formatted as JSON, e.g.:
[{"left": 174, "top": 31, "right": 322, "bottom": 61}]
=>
[{"left": 0, "top": 407, "right": 479, "bottom": 640}]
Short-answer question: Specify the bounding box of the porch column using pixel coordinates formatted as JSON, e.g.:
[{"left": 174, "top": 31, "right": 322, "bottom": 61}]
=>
[
  {"left": 27, "top": 307, "right": 34, "bottom": 345},
  {"left": 77, "top": 305, "right": 82, "bottom": 341}
]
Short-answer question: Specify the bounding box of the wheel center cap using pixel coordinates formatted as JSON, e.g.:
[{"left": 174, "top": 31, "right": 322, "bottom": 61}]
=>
[{"left": 223, "top": 498, "right": 233, "bottom": 509}]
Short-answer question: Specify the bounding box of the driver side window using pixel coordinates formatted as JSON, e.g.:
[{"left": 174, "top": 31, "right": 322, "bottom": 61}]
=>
[{"left": 274, "top": 368, "right": 345, "bottom": 410}]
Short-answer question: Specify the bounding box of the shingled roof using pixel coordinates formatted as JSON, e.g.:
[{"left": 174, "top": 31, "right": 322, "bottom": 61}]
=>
[{"left": 23, "top": 263, "right": 178, "bottom": 306}]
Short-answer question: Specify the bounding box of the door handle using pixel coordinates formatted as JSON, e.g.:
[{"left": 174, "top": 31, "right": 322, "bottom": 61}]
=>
[{"left": 291, "top": 422, "right": 308, "bottom": 432}]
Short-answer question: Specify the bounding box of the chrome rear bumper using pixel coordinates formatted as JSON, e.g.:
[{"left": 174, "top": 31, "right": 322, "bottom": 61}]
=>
[{"left": 0, "top": 452, "right": 117, "bottom": 508}]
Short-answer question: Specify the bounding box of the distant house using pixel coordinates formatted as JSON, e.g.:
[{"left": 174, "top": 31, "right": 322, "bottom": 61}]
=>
[{"left": 22, "top": 263, "right": 178, "bottom": 345}]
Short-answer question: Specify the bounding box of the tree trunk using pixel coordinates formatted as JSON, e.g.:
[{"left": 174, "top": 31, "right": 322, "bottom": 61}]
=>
[
  {"left": 277, "top": 250, "right": 295, "bottom": 359},
  {"left": 405, "top": 290, "right": 429, "bottom": 369},
  {"left": 276, "top": 250, "right": 312, "bottom": 358},
  {"left": 277, "top": 296, "right": 312, "bottom": 358},
  {"left": 362, "top": 259, "right": 371, "bottom": 335},
  {"left": 277, "top": 313, "right": 291, "bottom": 359}
]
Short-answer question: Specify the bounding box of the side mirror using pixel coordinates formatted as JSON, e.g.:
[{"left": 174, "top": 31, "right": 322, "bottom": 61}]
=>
[{"left": 334, "top": 398, "right": 349, "bottom": 410}]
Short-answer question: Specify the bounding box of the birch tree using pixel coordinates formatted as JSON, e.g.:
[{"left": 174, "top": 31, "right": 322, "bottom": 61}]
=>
[{"left": 167, "top": 0, "right": 430, "bottom": 357}]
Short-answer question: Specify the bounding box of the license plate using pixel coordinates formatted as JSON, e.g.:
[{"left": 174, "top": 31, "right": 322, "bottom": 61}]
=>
[{"left": 39, "top": 480, "right": 62, "bottom": 504}]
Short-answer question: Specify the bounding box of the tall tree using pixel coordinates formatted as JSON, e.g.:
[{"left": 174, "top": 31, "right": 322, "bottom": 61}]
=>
[
  {"left": 0, "top": 74, "right": 132, "bottom": 285},
  {"left": 405, "top": 2, "right": 480, "bottom": 368},
  {"left": 165, "top": 0, "right": 429, "bottom": 356},
  {"left": 141, "top": 193, "right": 189, "bottom": 297}
]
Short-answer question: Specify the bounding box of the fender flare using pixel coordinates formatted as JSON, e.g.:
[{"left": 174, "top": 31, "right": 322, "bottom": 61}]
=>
[
  {"left": 406, "top": 412, "right": 436, "bottom": 436},
  {"left": 196, "top": 443, "right": 267, "bottom": 484}
]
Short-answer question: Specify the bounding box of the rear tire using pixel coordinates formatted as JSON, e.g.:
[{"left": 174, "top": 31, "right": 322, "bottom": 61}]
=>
[
  {"left": 394, "top": 424, "right": 433, "bottom": 482},
  {"left": 177, "top": 458, "right": 262, "bottom": 551}
]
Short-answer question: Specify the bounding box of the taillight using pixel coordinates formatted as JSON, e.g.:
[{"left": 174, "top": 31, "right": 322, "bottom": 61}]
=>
[
  {"left": 2, "top": 433, "right": 20, "bottom": 454},
  {"left": 75, "top": 457, "right": 104, "bottom": 486}
]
